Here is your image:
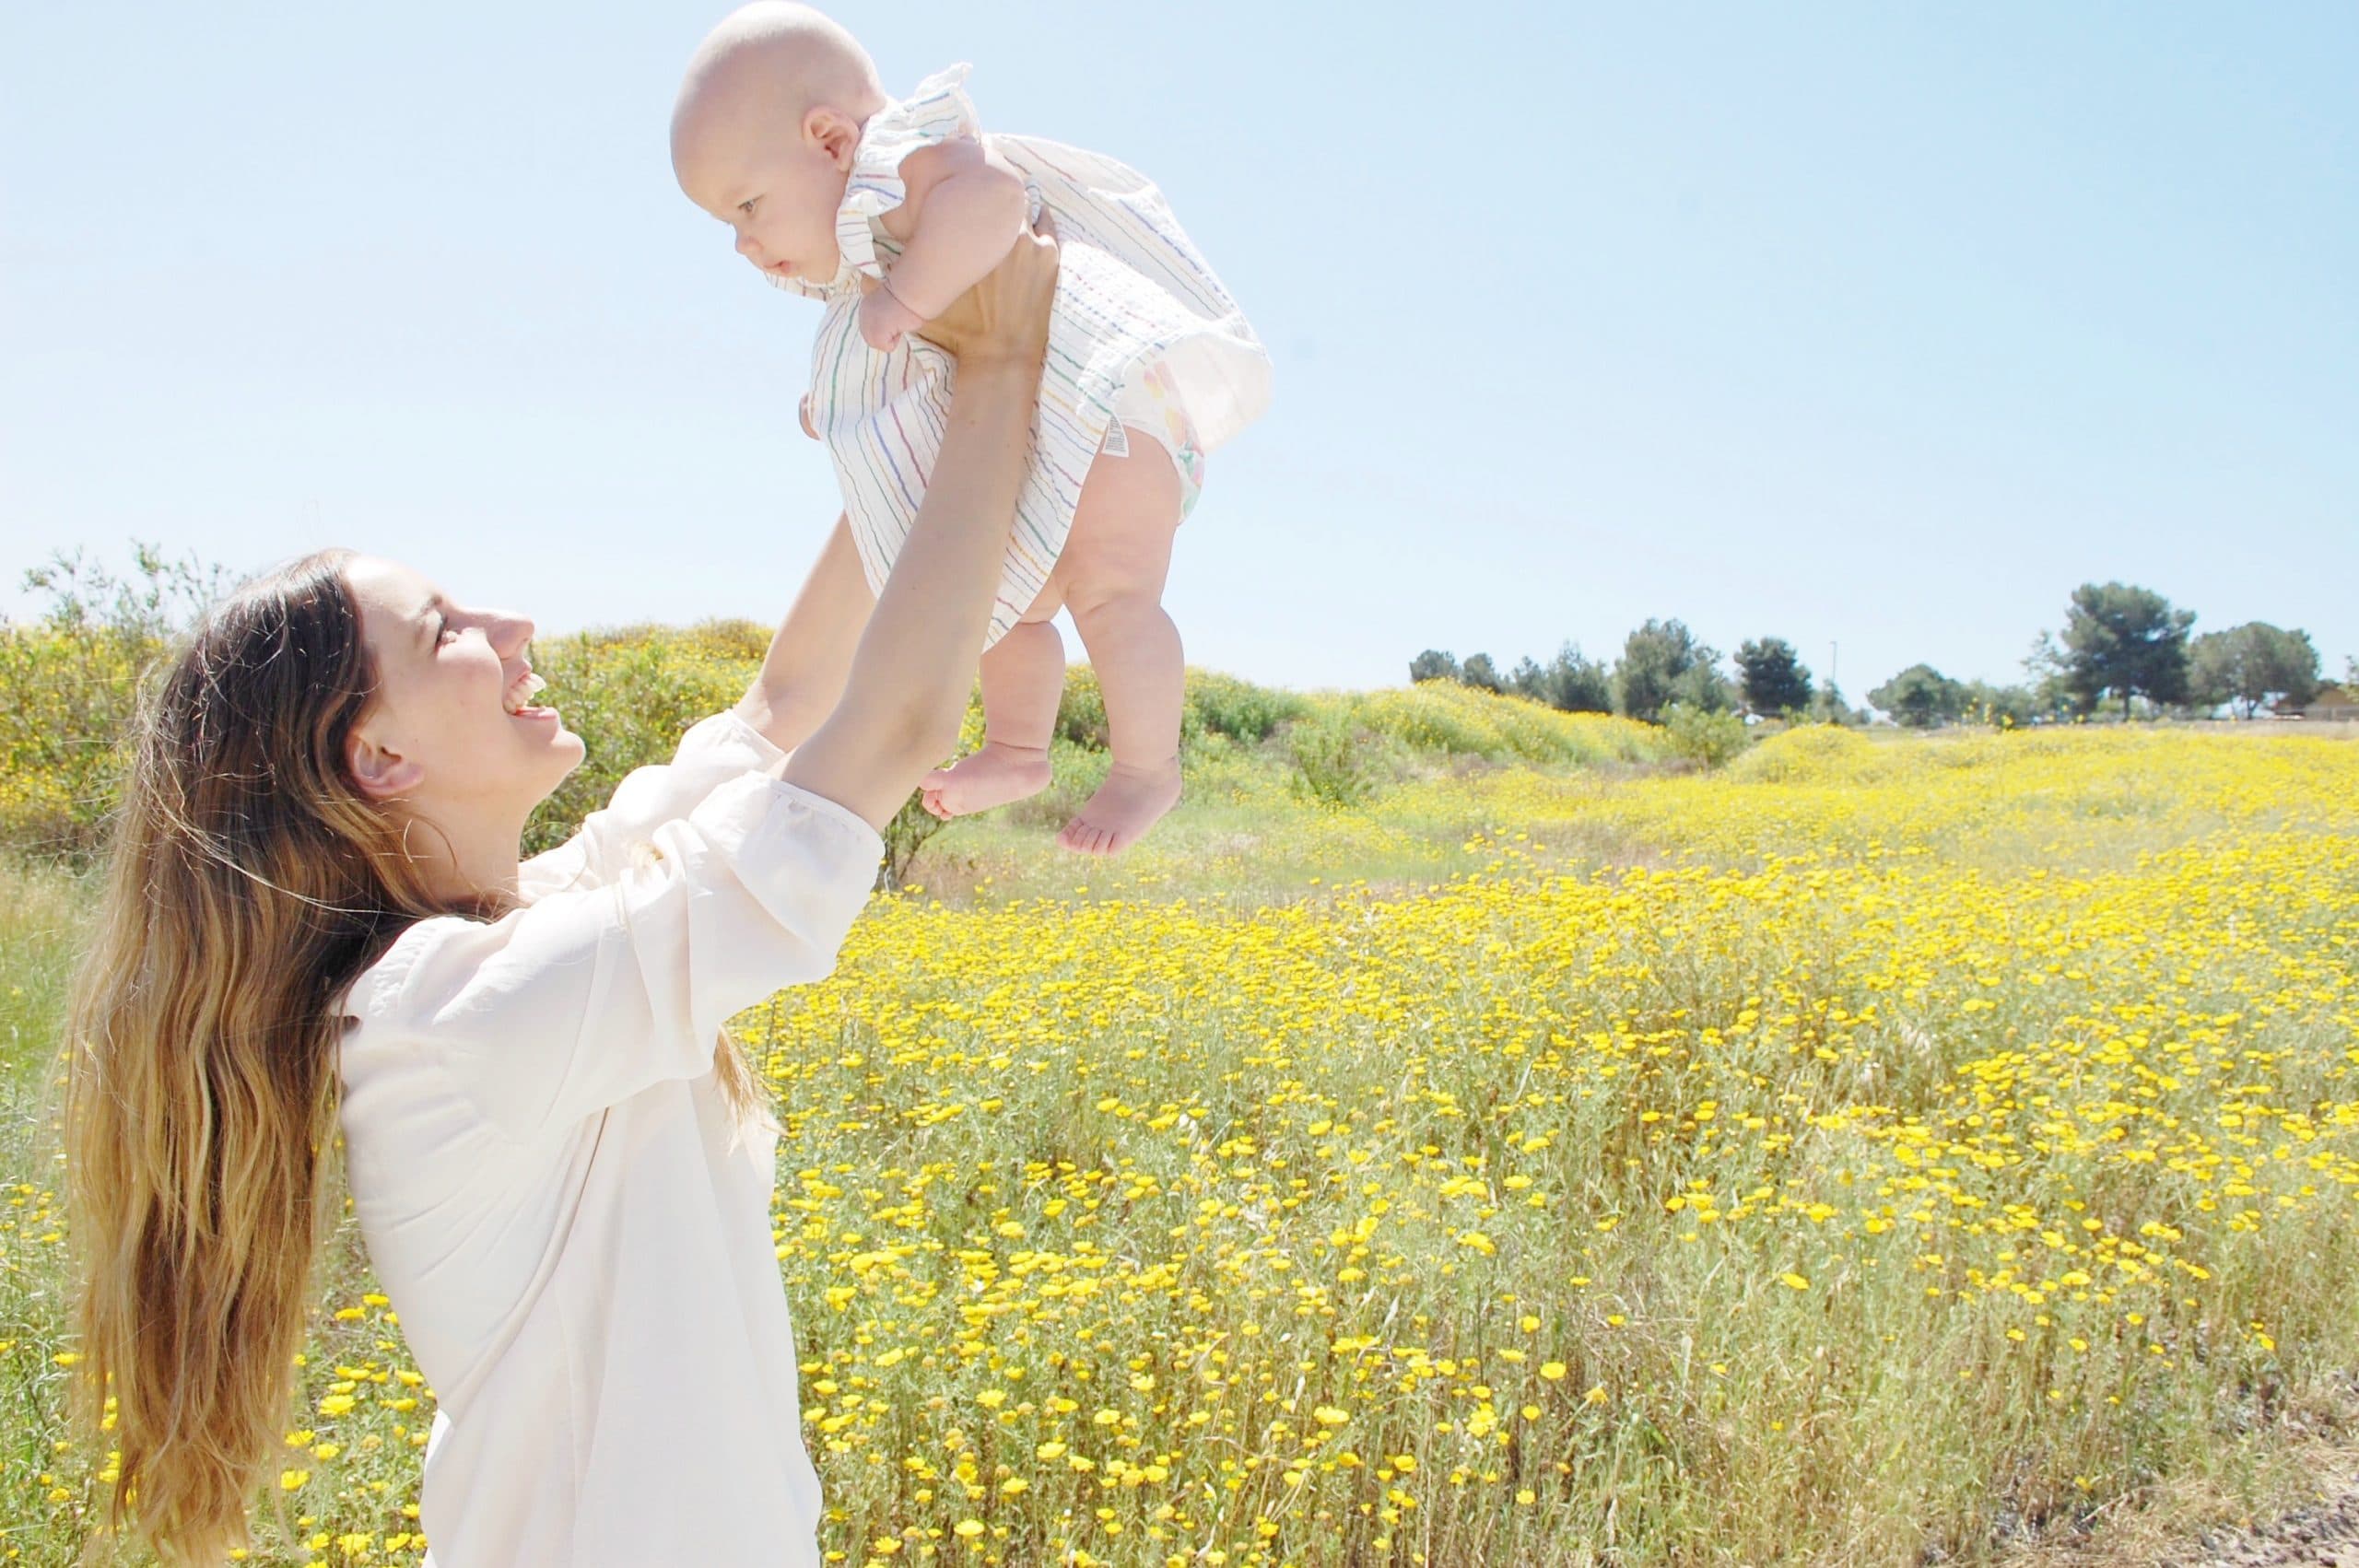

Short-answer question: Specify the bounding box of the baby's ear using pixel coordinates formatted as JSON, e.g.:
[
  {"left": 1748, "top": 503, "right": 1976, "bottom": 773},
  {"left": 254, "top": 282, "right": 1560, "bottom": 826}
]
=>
[{"left": 806, "top": 107, "right": 861, "bottom": 170}]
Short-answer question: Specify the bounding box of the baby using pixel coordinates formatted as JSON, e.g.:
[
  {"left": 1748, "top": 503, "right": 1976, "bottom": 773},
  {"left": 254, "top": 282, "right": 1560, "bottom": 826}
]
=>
[{"left": 671, "top": 3, "right": 1271, "bottom": 855}]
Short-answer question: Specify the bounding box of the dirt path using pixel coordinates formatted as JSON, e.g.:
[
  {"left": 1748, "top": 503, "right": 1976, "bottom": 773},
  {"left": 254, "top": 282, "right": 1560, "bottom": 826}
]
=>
[
  {"left": 2166, "top": 1455, "right": 2359, "bottom": 1568},
  {"left": 1993, "top": 1376, "right": 2359, "bottom": 1568},
  {"left": 1992, "top": 1457, "right": 2359, "bottom": 1567}
]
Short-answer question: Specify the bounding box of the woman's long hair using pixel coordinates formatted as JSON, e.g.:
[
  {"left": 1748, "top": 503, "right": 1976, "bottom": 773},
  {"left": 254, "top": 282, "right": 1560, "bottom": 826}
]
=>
[{"left": 61, "top": 549, "right": 765, "bottom": 1562}]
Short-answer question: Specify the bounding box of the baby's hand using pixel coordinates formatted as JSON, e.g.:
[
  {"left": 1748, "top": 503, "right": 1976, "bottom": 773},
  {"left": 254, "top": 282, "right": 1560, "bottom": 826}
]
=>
[
  {"left": 858, "top": 280, "right": 927, "bottom": 353},
  {"left": 798, "top": 394, "right": 818, "bottom": 440}
]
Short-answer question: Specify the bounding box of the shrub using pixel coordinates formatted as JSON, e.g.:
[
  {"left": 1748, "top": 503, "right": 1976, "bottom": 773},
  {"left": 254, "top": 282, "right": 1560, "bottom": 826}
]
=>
[
  {"left": 1285, "top": 710, "right": 1386, "bottom": 809},
  {"left": 877, "top": 798, "right": 945, "bottom": 891},
  {"left": 0, "top": 554, "right": 972, "bottom": 882},
  {"left": 1186, "top": 670, "right": 1308, "bottom": 745},
  {"left": 529, "top": 624, "right": 966, "bottom": 889},
  {"left": 1353, "top": 684, "right": 1670, "bottom": 769},
  {"left": 1728, "top": 723, "right": 1883, "bottom": 785},
  {"left": 1, "top": 544, "right": 223, "bottom": 860},
  {"left": 0, "top": 626, "right": 154, "bottom": 858},
  {"left": 524, "top": 628, "right": 759, "bottom": 855},
  {"left": 1054, "top": 665, "right": 1109, "bottom": 750},
  {"left": 1663, "top": 703, "right": 1750, "bottom": 769},
  {"left": 1062, "top": 665, "right": 1295, "bottom": 756},
  {"left": 679, "top": 616, "right": 774, "bottom": 663},
  {"left": 1351, "top": 686, "right": 1507, "bottom": 759}
]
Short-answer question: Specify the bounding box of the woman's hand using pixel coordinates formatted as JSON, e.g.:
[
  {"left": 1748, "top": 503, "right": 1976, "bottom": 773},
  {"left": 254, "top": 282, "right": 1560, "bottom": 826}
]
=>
[
  {"left": 779, "top": 217, "right": 1056, "bottom": 833},
  {"left": 910, "top": 213, "right": 1058, "bottom": 369}
]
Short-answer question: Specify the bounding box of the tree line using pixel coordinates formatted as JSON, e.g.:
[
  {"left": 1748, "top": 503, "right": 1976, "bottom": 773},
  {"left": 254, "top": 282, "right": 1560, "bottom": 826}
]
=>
[
  {"left": 1875, "top": 583, "right": 2339, "bottom": 726},
  {"left": 1411, "top": 622, "right": 1857, "bottom": 726},
  {"left": 1413, "top": 582, "right": 2352, "bottom": 728}
]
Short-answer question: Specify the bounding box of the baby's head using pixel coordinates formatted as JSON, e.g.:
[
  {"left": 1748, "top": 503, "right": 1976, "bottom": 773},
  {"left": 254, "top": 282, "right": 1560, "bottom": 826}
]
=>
[{"left": 671, "top": 3, "right": 886, "bottom": 287}]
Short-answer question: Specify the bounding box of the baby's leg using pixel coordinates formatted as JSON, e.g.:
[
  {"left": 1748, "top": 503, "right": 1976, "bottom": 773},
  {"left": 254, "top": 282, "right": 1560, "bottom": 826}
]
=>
[
  {"left": 918, "top": 592, "right": 1064, "bottom": 820},
  {"left": 1055, "top": 441, "right": 1187, "bottom": 856}
]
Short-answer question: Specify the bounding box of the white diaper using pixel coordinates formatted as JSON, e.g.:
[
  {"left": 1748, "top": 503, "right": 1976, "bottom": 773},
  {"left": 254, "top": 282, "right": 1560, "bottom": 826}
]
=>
[{"left": 1097, "top": 357, "right": 1205, "bottom": 520}]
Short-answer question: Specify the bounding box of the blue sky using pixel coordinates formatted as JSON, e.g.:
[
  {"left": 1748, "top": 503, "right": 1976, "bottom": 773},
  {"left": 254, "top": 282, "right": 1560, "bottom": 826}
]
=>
[{"left": 4, "top": 2, "right": 2353, "bottom": 697}]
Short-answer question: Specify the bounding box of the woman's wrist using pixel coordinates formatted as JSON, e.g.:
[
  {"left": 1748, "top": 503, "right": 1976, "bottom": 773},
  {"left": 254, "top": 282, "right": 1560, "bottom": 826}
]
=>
[
  {"left": 948, "top": 351, "right": 1047, "bottom": 390},
  {"left": 907, "top": 218, "right": 1058, "bottom": 368}
]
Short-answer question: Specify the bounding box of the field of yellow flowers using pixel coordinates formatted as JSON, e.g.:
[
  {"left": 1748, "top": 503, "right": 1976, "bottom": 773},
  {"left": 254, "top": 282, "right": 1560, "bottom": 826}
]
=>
[{"left": 4, "top": 707, "right": 2357, "bottom": 1566}]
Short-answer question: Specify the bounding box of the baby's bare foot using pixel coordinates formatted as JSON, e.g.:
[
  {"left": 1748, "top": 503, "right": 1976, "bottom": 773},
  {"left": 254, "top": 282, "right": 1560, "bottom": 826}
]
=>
[
  {"left": 1057, "top": 755, "right": 1181, "bottom": 855},
  {"left": 921, "top": 742, "right": 1053, "bottom": 820}
]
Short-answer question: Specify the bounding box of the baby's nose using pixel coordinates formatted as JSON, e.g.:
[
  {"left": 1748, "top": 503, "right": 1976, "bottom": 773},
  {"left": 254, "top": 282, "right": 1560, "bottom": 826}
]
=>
[{"left": 735, "top": 230, "right": 759, "bottom": 260}]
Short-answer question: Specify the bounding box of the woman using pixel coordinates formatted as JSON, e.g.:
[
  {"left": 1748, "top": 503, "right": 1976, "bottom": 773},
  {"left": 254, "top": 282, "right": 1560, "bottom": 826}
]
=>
[{"left": 63, "top": 224, "right": 1060, "bottom": 1565}]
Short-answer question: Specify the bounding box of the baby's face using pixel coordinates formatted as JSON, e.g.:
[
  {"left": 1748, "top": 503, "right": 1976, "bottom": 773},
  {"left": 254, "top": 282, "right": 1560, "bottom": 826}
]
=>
[{"left": 676, "top": 116, "right": 855, "bottom": 287}]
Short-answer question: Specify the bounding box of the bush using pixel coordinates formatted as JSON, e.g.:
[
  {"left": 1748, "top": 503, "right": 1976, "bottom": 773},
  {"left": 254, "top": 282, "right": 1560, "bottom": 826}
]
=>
[
  {"left": 679, "top": 616, "right": 774, "bottom": 663},
  {"left": 1285, "top": 710, "right": 1387, "bottom": 809},
  {"left": 1, "top": 544, "right": 224, "bottom": 860},
  {"left": 0, "top": 552, "right": 971, "bottom": 883},
  {"left": 1054, "top": 665, "right": 1109, "bottom": 750},
  {"left": 1186, "top": 670, "right": 1309, "bottom": 745},
  {"left": 1351, "top": 686, "right": 1507, "bottom": 759},
  {"left": 1353, "top": 684, "right": 1669, "bottom": 769},
  {"left": 523, "top": 628, "right": 760, "bottom": 855},
  {"left": 878, "top": 796, "right": 947, "bottom": 891},
  {"left": 1662, "top": 703, "right": 1750, "bottom": 769},
  {"left": 0, "top": 626, "right": 154, "bottom": 858},
  {"left": 1060, "top": 665, "right": 1299, "bottom": 756},
  {"left": 530, "top": 623, "right": 967, "bottom": 889},
  {"left": 1728, "top": 722, "right": 1882, "bottom": 785}
]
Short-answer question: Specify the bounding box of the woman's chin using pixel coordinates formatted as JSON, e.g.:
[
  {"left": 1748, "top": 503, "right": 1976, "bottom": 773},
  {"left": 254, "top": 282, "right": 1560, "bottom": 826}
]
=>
[{"left": 521, "top": 712, "right": 587, "bottom": 774}]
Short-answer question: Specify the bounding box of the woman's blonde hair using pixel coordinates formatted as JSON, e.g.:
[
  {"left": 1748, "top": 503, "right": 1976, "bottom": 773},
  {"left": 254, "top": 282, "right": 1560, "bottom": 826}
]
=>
[{"left": 62, "top": 549, "right": 763, "bottom": 1562}]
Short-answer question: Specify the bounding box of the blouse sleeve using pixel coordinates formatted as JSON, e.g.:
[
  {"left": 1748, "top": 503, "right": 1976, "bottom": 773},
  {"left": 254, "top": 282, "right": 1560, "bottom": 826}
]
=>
[
  {"left": 832, "top": 63, "right": 984, "bottom": 281},
  {"left": 353, "top": 773, "right": 883, "bottom": 1142},
  {"left": 516, "top": 710, "right": 787, "bottom": 901}
]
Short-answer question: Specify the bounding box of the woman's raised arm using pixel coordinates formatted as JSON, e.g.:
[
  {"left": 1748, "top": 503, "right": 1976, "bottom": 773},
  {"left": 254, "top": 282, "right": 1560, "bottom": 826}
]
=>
[{"left": 776, "top": 220, "right": 1059, "bottom": 831}]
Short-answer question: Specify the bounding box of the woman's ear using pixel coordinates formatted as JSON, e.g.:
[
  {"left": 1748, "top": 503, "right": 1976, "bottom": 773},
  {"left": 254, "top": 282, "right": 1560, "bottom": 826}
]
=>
[{"left": 346, "top": 729, "right": 425, "bottom": 802}]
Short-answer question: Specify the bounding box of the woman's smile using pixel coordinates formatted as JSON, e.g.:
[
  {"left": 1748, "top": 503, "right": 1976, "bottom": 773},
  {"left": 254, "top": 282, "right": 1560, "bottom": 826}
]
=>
[{"left": 503, "top": 667, "right": 553, "bottom": 719}]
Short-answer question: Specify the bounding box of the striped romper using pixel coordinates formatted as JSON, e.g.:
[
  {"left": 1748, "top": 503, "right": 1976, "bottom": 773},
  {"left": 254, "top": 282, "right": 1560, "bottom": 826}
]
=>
[{"left": 775, "top": 64, "right": 1273, "bottom": 651}]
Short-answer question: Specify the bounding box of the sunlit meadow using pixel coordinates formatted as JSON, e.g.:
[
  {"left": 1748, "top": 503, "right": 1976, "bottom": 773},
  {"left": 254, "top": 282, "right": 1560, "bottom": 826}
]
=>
[{"left": 4, "top": 660, "right": 2356, "bottom": 1564}]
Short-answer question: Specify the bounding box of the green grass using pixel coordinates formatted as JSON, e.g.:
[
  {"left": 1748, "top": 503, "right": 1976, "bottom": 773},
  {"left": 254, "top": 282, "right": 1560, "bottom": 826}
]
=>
[{"left": 0, "top": 858, "right": 92, "bottom": 1554}]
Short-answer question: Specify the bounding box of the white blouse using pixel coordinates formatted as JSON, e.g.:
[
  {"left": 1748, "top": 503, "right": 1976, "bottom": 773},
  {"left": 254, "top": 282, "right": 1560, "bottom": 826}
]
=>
[{"left": 336, "top": 712, "right": 884, "bottom": 1568}]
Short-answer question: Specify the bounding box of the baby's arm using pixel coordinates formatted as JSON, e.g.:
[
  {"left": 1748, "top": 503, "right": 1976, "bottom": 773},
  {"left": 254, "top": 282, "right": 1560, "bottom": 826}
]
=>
[{"left": 861, "top": 139, "right": 1029, "bottom": 352}]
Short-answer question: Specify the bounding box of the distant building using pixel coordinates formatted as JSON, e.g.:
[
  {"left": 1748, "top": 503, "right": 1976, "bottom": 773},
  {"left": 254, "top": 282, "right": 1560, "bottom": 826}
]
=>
[{"left": 2276, "top": 683, "right": 2358, "bottom": 721}]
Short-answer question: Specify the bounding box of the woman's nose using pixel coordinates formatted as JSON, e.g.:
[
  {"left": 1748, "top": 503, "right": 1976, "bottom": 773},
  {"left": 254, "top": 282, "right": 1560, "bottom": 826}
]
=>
[{"left": 491, "top": 613, "right": 534, "bottom": 657}]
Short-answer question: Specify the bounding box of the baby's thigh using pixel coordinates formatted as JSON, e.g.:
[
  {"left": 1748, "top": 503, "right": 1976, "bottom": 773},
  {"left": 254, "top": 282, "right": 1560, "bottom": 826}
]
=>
[{"left": 1053, "top": 441, "right": 1184, "bottom": 612}]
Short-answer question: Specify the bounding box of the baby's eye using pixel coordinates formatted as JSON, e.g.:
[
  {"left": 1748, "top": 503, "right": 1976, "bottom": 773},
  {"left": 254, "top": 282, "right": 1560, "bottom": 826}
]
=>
[{"left": 738, "top": 196, "right": 759, "bottom": 216}]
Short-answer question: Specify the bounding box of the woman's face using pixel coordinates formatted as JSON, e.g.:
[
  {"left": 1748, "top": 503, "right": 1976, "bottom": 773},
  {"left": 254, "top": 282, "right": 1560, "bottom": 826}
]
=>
[{"left": 343, "top": 556, "right": 583, "bottom": 827}]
